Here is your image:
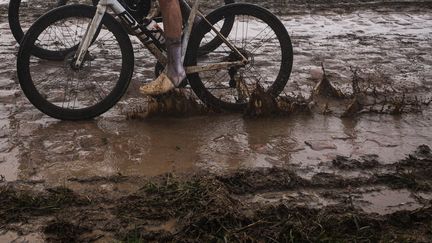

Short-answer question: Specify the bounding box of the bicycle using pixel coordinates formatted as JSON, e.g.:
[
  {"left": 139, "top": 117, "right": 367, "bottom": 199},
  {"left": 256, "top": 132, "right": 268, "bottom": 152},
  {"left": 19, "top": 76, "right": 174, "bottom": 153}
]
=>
[{"left": 16, "top": 0, "right": 293, "bottom": 120}]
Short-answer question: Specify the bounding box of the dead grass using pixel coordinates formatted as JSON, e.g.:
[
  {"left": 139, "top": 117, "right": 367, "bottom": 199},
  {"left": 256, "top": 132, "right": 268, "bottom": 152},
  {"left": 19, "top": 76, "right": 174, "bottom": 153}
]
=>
[
  {"left": 1, "top": 145, "right": 432, "bottom": 242},
  {"left": 0, "top": 186, "right": 89, "bottom": 225}
]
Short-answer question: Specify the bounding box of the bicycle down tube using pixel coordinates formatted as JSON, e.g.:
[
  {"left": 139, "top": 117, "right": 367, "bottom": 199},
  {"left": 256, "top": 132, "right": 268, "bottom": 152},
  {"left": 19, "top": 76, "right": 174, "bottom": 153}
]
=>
[
  {"left": 74, "top": 0, "right": 166, "bottom": 67},
  {"left": 74, "top": 0, "right": 249, "bottom": 74}
]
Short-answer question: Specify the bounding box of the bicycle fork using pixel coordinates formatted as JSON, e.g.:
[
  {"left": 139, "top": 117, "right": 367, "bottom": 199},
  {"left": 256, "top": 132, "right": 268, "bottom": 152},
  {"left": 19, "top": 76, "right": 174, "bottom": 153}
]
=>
[{"left": 73, "top": 0, "right": 107, "bottom": 68}]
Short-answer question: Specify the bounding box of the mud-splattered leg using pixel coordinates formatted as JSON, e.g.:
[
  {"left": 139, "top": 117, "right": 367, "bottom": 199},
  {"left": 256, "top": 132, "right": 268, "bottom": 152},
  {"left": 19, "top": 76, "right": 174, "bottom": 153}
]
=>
[{"left": 140, "top": 0, "right": 186, "bottom": 96}]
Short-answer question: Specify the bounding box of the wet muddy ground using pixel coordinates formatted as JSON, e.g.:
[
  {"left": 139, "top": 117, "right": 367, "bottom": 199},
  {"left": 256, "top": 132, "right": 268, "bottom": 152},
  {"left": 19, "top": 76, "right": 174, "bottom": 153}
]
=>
[
  {"left": 1, "top": 146, "right": 432, "bottom": 242},
  {"left": 1, "top": 0, "right": 432, "bottom": 241}
]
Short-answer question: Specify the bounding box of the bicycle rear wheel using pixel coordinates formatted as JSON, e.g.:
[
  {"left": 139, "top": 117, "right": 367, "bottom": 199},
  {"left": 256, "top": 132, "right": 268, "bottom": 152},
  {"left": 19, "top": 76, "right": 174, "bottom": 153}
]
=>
[
  {"left": 8, "top": 0, "right": 97, "bottom": 59},
  {"left": 8, "top": 0, "right": 97, "bottom": 44},
  {"left": 185, "top": 3, "right": 293, "bottom": 111},
  {"left": 17, "top": 5, "right": 134, "bottom": 120}
]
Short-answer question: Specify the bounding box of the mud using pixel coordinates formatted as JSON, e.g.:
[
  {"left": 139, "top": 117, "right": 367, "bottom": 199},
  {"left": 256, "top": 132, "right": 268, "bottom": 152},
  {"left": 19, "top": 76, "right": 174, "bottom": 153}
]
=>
[
  {"left": 0, "top": 145, "right": 432, "bottom": 241},
  {"left": 1, "top": 0, "right": 432, "bottom": 241},
  {"left": 332, "top": 154, "right": 380, "bottom": 170}
]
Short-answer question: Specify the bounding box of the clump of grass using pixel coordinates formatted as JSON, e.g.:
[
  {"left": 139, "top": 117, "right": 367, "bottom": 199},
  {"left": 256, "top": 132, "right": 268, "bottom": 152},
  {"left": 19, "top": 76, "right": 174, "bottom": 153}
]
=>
[
  {"left": 251, "top": 204, "right": 381, "bottom": 242},
  {"left": 0, "top": 186, "right": 89, "bottom": 224},
  {"left": 117, "top": 173, "right": 240, "bottom": 220},
  {"left": 44, "top": 219, "right": 90, "bottom": 242},
  {"left": 216, "top": 167, "right": 308, "bottom": 194},
  {"left": 116, "top": 173, "right": 248, "bottom": 241},
  {"left": 376, "top": 171, "right": 431, "bottom": 191}
]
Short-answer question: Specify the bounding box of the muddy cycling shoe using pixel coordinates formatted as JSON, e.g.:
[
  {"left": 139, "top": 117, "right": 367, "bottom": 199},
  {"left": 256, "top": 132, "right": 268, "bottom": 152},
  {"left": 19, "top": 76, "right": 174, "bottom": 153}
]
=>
[
  {"left": 140, "top": 37, "right": 186, "bottom": 96},
  {"left": 139, "top": 73, "right": 175, "bottom": 95}
]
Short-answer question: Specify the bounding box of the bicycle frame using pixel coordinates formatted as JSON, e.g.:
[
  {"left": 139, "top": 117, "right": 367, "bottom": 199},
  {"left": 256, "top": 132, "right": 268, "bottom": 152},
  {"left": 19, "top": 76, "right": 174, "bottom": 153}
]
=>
[{"left": 73, "top": 0, "right": 248, "bottom": 74}]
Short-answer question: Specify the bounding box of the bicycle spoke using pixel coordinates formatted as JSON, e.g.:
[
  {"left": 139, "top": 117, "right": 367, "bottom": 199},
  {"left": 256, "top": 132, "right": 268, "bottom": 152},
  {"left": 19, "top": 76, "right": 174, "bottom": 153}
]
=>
[
  {"left": 192, "top": 7, "right": 288, "bottom": 107},
  {"left": 28, "top": 15, "right": 122, "bottom": 110}
]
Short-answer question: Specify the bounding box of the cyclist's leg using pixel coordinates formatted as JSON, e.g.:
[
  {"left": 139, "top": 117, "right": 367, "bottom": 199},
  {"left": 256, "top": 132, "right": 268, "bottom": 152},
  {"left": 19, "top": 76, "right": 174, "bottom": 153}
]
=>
[
  {"left": 140, "top": 0, "right": 186, "bottom": 96},
  {"left": 160, "top": 0, "right": 182, "bottom": 38}
]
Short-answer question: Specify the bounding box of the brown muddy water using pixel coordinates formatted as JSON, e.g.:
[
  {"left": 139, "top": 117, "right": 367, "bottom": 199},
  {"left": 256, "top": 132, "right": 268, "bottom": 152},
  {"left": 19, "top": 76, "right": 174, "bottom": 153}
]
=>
[
  {"left": 1, "top": 0, "right": 432, "bottom": 241},
  {"left": 0, "top": 112, "right": 431, "bottom": 184}
]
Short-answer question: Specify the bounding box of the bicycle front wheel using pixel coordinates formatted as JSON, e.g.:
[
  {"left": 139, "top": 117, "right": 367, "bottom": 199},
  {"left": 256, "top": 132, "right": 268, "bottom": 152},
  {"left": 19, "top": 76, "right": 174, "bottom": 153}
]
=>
[
  {"left": 17, "top": 5, "right": 134, "bottom": 120},
  {"left": 185, "top": 3, "right": 293, "bottom": 111}
]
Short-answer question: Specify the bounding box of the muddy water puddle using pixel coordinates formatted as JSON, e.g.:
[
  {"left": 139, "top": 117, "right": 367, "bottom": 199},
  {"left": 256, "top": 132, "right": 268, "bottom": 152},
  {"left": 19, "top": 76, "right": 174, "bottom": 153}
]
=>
[{"left": 0, "top": 110, "right": 431, "bottom": 184}]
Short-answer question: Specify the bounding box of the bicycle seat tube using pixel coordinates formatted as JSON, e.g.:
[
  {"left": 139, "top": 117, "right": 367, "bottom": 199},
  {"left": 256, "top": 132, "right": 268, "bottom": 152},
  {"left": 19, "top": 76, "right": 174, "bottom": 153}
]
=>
[{"left": 179, "top": 0, "right": 192, "bottom": 21}]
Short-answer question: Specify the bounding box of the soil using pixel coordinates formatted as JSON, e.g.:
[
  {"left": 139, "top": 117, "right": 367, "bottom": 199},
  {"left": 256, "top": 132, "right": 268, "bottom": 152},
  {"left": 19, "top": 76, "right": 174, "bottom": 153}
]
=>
[
  {"left": 1, "top": 145, "right": 432, "bottom": 242},
  {"left": 1, "top": 0, "right": 432, "bottom": 241}
]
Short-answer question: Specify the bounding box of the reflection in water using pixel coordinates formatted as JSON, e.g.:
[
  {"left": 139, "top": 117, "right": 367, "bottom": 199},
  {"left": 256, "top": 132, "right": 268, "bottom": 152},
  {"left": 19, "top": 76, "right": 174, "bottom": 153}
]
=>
[{"left": 1, "top": 109, "right": 430, "bottom": 184}]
